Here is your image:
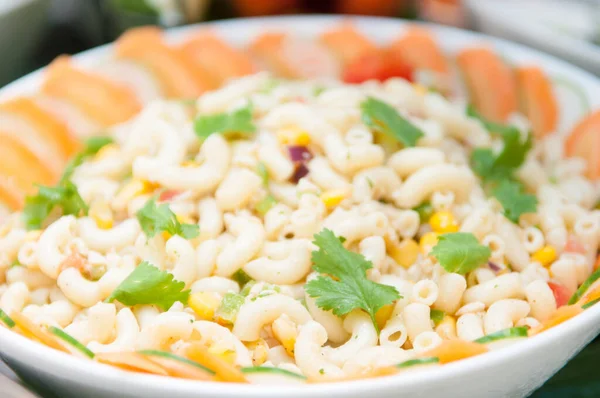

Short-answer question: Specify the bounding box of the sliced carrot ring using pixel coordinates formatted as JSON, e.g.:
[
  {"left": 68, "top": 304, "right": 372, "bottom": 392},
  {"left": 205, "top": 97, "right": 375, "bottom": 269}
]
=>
[
  {"left": 528, "top": 305, "right": 583, "bottom": 336},
  {"left": 41, "top": 56, "right": 141, "bottom": 127},
  {"left": 181, "top": 30, "right": 256, "bottom": 84},
  {"left": 249, "top": 32, "right": 339, "bottom": 79},
  {"left": 10, "top": 312, "right": 69, "bottom": 353},
  {"left": 320, "top": 22, "right": 378, "bottom": 65},
  {"left": 389, "top": 26, "right": 449, "bottom": 74},
  {"left": 0, "top": 97, "right": 80, "bottom": 159},
  {"left": 456, "top": 47, "right": 518, "bottom": 122},
  {"left": 185, "top": 343, "right": 248, "bottom": 383},
  {"left": 565, "top": 110, "right": 600, "bottom": 179},
  {"left": 95, "top": 352, "right": 169, "bottom": 376},
  {"left": 0, "top": 133, "right": 57, "bottom": 191},
  {"left": 420, "top": 339, "right": 488, "bottom": 364},
  {"left": 116, "top": 26, "right": 215, "bottom": 98},
  {"left": 516, "top": 66, "right": 558, "bottom": 137}
]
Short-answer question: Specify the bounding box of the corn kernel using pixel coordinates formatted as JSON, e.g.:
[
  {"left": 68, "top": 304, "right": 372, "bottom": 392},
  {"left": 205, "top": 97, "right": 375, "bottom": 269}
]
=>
[
  {"left": 320, "top": 190, "right": 346, "bottom": 209},
  {"left": 276, "top": 126, "right": 311, "bottom": 145},
  {"left": 375, "top": 304, "right": 394, "bottom": 330},
  {"left": 413, "top": 83, "right": 428, "bottom": 96},
  {"left": 208, "top": 343, "right": 237, "bottom": 364},
  {"left": 94, "top": 143, "right": 119, "bottom": 161},
  {"left": 246, "top": 338, "right": 269, "bottom": 366},
  {"left": 294, "top": 131, "right": 311, "bottom": 146},
  {"left": 429, "top": 211, "right": 458, "bottom": 233},
  {"left": 188, "top": 292, "right": 221, "bottom": 320},
  {"left": 389, "top": 239, "right": 420, "bottom": 268},
  {"left": 532, "top": 245, "right": 557, "bottom": 267},
  {"left": 435, "top": 315, "right": 457, "bottom": 340},
  {"left": 419, "top": 232, "right": 439, "bottom": 255},
  {"left": 272, "top": 315, "right": 298, "bottom": 357},
  {"left": 175, "top": 213, "right": 194, "bottom": 225},
  {"left": 89, "top": 201, "right": 114, "bottom": 230},
  {"left": 113, "top": 179, "right": 156, "bottom": 210}
]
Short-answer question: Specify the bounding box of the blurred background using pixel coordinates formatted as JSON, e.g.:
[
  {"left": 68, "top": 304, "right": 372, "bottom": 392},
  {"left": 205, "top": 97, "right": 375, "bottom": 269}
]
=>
[
  {"left": 2, "top": 0, "right": 600, "bottom": 87},
  {"left": 1, "top": 0, "right": 600, "bottom": 397}
]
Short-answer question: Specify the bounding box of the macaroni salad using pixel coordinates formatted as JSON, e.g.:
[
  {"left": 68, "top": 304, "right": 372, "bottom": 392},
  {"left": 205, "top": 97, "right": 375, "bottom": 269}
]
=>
[{"left": 1, "top": 72, "right": 600, "bottom": 384}]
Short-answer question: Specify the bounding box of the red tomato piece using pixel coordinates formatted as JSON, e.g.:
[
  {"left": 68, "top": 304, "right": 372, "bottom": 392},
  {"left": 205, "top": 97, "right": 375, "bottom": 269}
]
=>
[
  {"left": 342, "top": 51, "right": 413, "bottom": 84},
  {"left": 564, "top": 238, "right": 587, "bottom": 255},
  {"left": 548, "top": 281, "right": 571, "bottom": 308},
  {"left": 159, "top": 190, "right": 182, "bottom": 202}
]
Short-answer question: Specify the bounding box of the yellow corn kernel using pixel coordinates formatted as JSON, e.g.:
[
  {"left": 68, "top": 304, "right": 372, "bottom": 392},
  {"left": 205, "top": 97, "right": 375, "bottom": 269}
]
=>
[
  {"left": 175, "top": 213, "right": 194, "bottom": 225},
  {"left": 246, "top": 338, "right": 269, "bottom": 366},
  {"left": 435, "top": 315, "right": 457, "bottom": 340},
  {"left": 272, "top": 316, "right": 298, "bottom": 358},
  {"left": 188, "top": 292, "right": 221, "bottom": 320},
  {"left": 89, "top": 201, "right": 114, "bottom": 230},
  {"left": 389, "top": 239, "right": 420, "bottom": 268},
  {"left": 532, "top": 245, "right": 557, "bottom": 267},
  {"left": 375, "top": 304, "right": 394, "bottom": 330},
  {"left": 276, "top": 126, "right": 311, "bottom": 145},
  {"left": 294, "top": 131, "right": 311, "bottom": 146},
  {"left": 429, "top": 211, "right": 458, "bottom": 233},
  {"left": 94, "top": 143, "right": 119, "bottom": 161},
  {"left": 208, "top": 343, "right": 237, "bottom": 365},
  {"left": 419, "top": 232, "right": 439, "bottom": 255},
  {"left": 320, "top": 190, "right": 346, "bottom": 209},
  {"left": 413, "top": 83, "right": 428, "bottom": 96},
  {"left": 113, "top": 179, "right": 155, "bottom": 209}
]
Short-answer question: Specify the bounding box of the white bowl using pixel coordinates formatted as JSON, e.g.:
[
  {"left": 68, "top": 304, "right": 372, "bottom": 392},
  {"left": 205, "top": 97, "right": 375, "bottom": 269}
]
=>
[{"left": 1, "top": 15, "right": 600, "bottom": 398}]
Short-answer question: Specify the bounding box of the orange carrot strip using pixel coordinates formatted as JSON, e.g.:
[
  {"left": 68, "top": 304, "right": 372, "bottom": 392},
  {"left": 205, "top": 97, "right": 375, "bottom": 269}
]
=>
[
  {"left": 185, "top": 343, "right": 248, "bottom": 383},
  {"left": 420, "top": 339, "right": 488, "bottom": 364},
  {"left": 565, "top": 110, "right": 600, "bottom": 179},
  {"left": 10, "top": 312, "right": 69, "bottom": 353},
  {"left": 143, "top": 355, "right": 214, "bottom": 381},
  {"left": 516, "top": 66, "right": 559, "bottom": 137},
  {"left": 320, "top": 23, "right": 378, "bottom": 65},
  {"left": 528, "top": 305, "right": 583, "bottom": 336},
  {"left": 0, "top": 177, "right": 24, "bottom": 210},
  {"left": 95, "top": 352, "right": 169, "bottom": 376},
  {"left": 181, "top": 30, "right": 256, "bottom": 84},
  {"left": 456, "top": 47, "right": 518, "bottom": 122},
  {"left": 0, "top": 134, "right": 56, "bottom": 191},
  {"left": 575, "top": 280, "right": 600, "bottom": 307},
  {"left": 116, "top": 26, "right": 215, "bottom": 98},
  {"left": 389, "top": 26, "right": 449, "bottom": 74},
  {"left": 42, "top": 56, "right": 141, "bottom": 127}
]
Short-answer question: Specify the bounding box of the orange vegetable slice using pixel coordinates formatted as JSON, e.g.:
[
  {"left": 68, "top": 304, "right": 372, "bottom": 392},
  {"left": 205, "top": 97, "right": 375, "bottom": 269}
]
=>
[
  {"left": 516, "top": 66, "right": 558, "bottom": 137},
  {"left": 0, "top": 97, "right": 80, "bottom": 159},
  {"left": 33, "top": 95, "right": 102, "bottom": 139},
  {"left": 0, "top": 178, "right": 24, "bottom": 210},
  {"left": 320, "top": 23, "right": 378, "bottom": 65},
  {"left": 565, "top": 110, "right": 600, "bottom": 179},
  {"left": 116, "top": 26, "right": 215, "bottom": 98},
  {"left": 95, "top": 352, "right": 169, "bottom": 376},
  {"left": 141, "top": 352, "right": 214, "bottom": 381},
  {"left": 389, "top": 26, "right": 449, "bottom": 74},
  {"left": 575, "top": 279, "right": 600, "bottom": 307},
  {"left": 528, "top": 305, "right": 583, "bottom": 336},
  {"left": 181, "top": 31, "right": 256, "bottom": 84},
  {"left": 0, "top": 134, "right": 56, "bottom": 192},
  {"left": 42, "top": 56, "right": 140, "bottom": 127},
  {"left": 185, "top": 343, "right": 248, "bottom": 383},
  {"left": 420, "top": 339, "right": 488, "bottom": 364},
  {"left": 249, "top": 32, "right": 339, "bottom": 79},
  {"left": 10, "top": 312, "right": 69, "bottom": 353},
  {"left": 456, "top": 47, "right": 518, "bottom": 122}
]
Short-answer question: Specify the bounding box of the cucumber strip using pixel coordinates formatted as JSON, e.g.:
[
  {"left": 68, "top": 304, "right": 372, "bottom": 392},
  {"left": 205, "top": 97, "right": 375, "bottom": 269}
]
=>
[
  {"left": 0, "top": 308, "right": 15, "bottom": 328},
  {"left": 48, "top": 326, "right": 94, "bottom": 359},
  {"left": 241, "top": 366, "right": 307, "bottom": 380},
  {"left": 474, "top": 326, "right": 528, "bottom": 344},
  {"left": 138, "top": 350, "right": 214, "bottom": 374},
  {"left": 396, "top": 357, "right": 440, "bottom": 369},
  {"left": 569, "top": 268, "right": 600, "bottom": 305},
  {"left": 430, "top": 309, "right": 445, "bottom": 325},
  {"left": 582, "top": 297, "right": 600, "bottom": 310}
]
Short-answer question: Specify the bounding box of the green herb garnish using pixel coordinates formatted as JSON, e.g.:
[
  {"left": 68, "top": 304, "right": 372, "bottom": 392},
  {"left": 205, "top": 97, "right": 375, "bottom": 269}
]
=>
[
  {"left": 361, "top": 97, "right": 423, "bottom": 147},
  {"left": 430, "top": 232, "right": 491, "bottom": 275},
  {"left": 136, "top": 197, "right": 199, "bottom": 239}
]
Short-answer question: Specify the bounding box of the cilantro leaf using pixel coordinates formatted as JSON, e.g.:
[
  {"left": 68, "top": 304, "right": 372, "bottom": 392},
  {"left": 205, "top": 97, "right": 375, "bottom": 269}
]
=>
[
  {"left": 61, "top": 136, "right": 114, "bottom": 182},
  {"left": 361, "top": 97, "right": 423, "bottom": 147},
  {"left": 105, "top": 261, "right": 189, "bottom": 311},
  {"left": 430, "top": 232, "right": 491, "bottom": 275},
  {"left": 136, "top": 197, "right": 199, "bottom": 239},
  {"left": 467, "top": 105, "right": 518, "bottom": 137},
  {"left": 492, "top": 180, "right": 538, "bottom": 223},
  {"left": 194, "top": 104, "right": 256, "bottom": 140},
  {"left": 304, "top": 229, "right": 400, "bottom": 332},
  {"left": 22, "top": 180, "right": 88, "bottom": 230}
]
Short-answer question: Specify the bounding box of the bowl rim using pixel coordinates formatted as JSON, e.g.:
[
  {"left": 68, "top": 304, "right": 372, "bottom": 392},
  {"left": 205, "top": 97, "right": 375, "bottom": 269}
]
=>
[{"left": 2, "top": 14, "right": 600, "bottom": 397}]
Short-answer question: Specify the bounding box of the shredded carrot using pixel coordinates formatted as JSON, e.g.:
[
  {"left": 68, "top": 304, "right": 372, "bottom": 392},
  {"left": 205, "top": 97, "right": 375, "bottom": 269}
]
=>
[
  {"left": 595, "top": 255, "right": 600, "bottom": 271},
  {"left": 576, "top": 280, "right": 600, "bottom": 308},
  {"left": 185, "top": 343, "right": 248, "bottom": 383},
  {"left": 141, "top": 355, "right": 214, "bottom": 381},
  {"left": 10, "top": 312, "right": 69, "bottom": 353},
  {"left": 420, "top": 339, "right": 488, "bottom": 364},
  {"left": 95, "top": 352, "right": 169, "bottom": 376},
  {"left": 528, "top": 305, "right": 583, "bottom": 336}
]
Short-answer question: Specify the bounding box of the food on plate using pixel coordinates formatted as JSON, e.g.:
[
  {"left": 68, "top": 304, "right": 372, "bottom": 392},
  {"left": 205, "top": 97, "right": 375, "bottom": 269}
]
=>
[
  {"left": 516, "top": 67, "right": 558, "bottom": 137},
  {"left": 1, "top": 66, "right": 599, "bottom": 385}
]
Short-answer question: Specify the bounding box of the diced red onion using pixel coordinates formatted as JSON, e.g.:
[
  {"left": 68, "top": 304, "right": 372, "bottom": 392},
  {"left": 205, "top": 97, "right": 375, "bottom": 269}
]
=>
[
  {"left": 287, "top": 146, "right": 312, "bottom": 162},
  {"left": 488, "top": 261, "right": 501, "bottom": 272},
  {"left": 291, "top": 164, "right": 309, "bottom": 183}
]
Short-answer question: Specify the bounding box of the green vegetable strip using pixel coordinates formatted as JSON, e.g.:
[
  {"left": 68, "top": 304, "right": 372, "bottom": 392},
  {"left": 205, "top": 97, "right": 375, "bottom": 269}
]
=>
[
  {"left": 474, "top": 326, "right": 528, "bottom": 344},
  {"left": 48, "top": 326, "right": 95, "bottom": 359},
  {"left": 569, "top": 268, "right": 600, "bottom": 305},
  {"left": 138, "top": 350, "right": 214, "bottom": 374},
  {"left": 413, "top": 202, "right": 434, "bottom": 223},
  {"left": 582, "top": 297, "right": 600, "bottom": 310},
  {"left": 0, "top": 308, "right": 15, "bottom": 328},
  {"left": 240, "top": 366, "right": 307, "bottom": 380},
  {"left": 396, "top": 357, "right": 440, "bottom": 369}
]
